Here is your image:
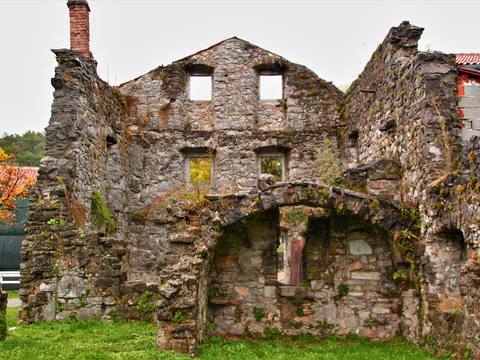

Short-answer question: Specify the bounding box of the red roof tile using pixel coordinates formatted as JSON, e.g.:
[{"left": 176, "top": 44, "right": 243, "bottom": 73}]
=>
[
  {"left": 0, "top": 167, "right": 38, "bottom": 185},
  {"left": 456, "top": 54, "right": 480, "bottom": 65}
]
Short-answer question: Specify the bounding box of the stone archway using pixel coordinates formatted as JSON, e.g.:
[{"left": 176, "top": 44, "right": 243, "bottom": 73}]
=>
[
  {"left": 205, "top": 206, "right": 411, "bottom": 339},
  {"left": 156, "top": 182, "right": 416, "bottom": 355}
]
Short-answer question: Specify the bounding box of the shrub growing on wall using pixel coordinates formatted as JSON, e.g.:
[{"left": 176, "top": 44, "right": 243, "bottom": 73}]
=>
[{"left": 315, "top": 139, "right": 341, "bottom": 186}]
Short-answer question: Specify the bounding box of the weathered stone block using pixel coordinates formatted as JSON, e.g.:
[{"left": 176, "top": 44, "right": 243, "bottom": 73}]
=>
[
  {"left": 281, "top": 302, "right": 297, "bottom": 320},
  {"left": 157, "top": 311, "right": 172, "bottom": 320},
  {"left": 264, "top": 286, "right": 276, "bottom": 298},
  {"left": 168, "top": 234, "right": 194, "bottom": 244},
  {"left": 234, "top": 286, "right": 249, "bottom": 296},
  {"left": 372, "top": 305, "right": 391, "bottom": 314},
  {"left": 159, "top": 287, "right": 178, "bottom": 299},
  {"left": 57, "top": 275, "right": 87, "bottom": 298},
  {"left": 172, "top": 339, "right": 188, "bottom": 354},
  {"left": 279, "top": 286, "right": 315, "bottom": 299},
  {"left": 348, "top": 240, "right": 373, "bottom": 255},
  {"left": 258, "top": 174, "right": 275, "bottom": 190},
  {"left": 87, "top": 297, "right": 103, "bottom": 305},
  {"left": 311, "top": 280, "right": 325, "bottom": 291},
  {"left": 293, "top": 316, "right": 311, "bottom": 323},
  {"left": 350, "top": 271, "right": 381, "bottom": 280},
  {"left": 39, "top": 282, "right": 57, "bottom": 292},
  {"left": 157, "top": 339, "right": 172, "bottom": 351},
  {"left": 77, "top": 306, "right": 103, "bottom": 320},
  {"left": 174, "top": 298, "right": 196, "bottom": 309}
]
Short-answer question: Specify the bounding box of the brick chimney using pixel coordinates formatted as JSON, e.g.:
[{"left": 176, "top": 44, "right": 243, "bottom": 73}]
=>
[{"left": 67, "top": 1, "right": 92, "bottom": 57}]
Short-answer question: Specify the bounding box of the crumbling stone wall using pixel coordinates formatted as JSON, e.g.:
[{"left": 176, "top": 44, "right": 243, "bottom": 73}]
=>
[
  {"left": 414, "top": 137, "right": 480, "bottom": 357},
  {"left": 153, "top": 183, "right": 414, "bottom": 355},
  {"left": 19, "top": 49, "right": 134, "bottom": 323},
  {"left": 345, "top": 22, "right": 461, "bottom": 206},
  {"left": 19, "top": 37, "right": 352, "bottom": 354},
  {"left": 19, "top": 15, "right": 480, "bottom": 357},
  {"left": 342, "top": 21, "right": 480, "bottom": 358}
]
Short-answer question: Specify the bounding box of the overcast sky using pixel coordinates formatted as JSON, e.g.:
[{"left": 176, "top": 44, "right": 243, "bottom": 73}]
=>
[{"left": 0, "top": 0, "right": 478, "bottom": 136}]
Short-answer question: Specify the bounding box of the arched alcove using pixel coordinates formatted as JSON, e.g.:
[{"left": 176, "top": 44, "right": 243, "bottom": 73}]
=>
[{"left": 204, "top": 194, "right": 409, "bottom": 338}]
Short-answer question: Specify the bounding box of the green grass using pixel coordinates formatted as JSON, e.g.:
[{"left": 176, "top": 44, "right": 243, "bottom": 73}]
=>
[
  {"left": 199, "top": 335, "right": 444, "bottom": 360},
  {"left": 0, "top": 307, "right": 445, "bottom": 360},
  {"left": 5, "top": 290, "right": 19, "bottom": 299},
  {"left": 6, "top": 306, "right": 19, "bottom": 328}
]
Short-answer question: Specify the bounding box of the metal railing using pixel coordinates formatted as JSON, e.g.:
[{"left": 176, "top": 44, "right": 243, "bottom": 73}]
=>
[{"left": 0, "top": 271, "right": 20, "bottom": 287}]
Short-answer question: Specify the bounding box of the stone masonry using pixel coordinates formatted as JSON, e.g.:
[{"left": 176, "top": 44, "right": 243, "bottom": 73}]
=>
[{"left": 17, "top": 3, "right": 480, "bottom": 358}]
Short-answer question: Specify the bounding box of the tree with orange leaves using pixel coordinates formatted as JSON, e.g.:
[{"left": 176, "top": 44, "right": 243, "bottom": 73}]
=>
[{"left": 0, "top": 147, "right": 35, "bottom": 228}]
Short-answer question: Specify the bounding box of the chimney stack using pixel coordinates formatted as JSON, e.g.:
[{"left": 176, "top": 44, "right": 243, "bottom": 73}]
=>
[{"left": 67, "top": 1, "right": 92, "bottom": 57}]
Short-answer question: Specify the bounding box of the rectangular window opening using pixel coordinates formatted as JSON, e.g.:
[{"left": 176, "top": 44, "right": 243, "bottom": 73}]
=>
[
  {"left": 260, "top": 75, "right": 282, "bottom": 100},
  {"left": 189, "top": 157, "right": 211, "bottom": 184},
  {"left": 260, "top": 156, "right": 283, "bottom": 182},
  {"left": 277, "top": 233, "right": 285, "bottom": 283},
  {"left": 190, "top": 76, "right": 212, "bottom": 101}
]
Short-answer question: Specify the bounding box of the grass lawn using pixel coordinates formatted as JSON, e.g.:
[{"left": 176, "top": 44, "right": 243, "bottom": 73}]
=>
[
  {"left": 5, "top": 290, "right": 19, "bottom": 299},
  {"left": 0, "top": 307, "right": 445, "bottom": 360}
]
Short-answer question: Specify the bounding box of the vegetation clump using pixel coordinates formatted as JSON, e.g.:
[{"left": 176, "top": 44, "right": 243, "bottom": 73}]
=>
[
  {"left": 91, "top": 189, "right": 116, "bottom": 234},
  {"left": 253, "top": 306, "right": 266, "bottom": 322},
  {"left": 315, "top": 138, "right": 341, "bottom": 186}
]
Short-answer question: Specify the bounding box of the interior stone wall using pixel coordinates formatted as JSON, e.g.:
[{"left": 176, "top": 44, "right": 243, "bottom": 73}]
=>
[
  {"left": 208, "top": 210, "right": 280, "bottom": 335},
  {"left": 208, "top": 211, "right": 407, "bottom": 339}
]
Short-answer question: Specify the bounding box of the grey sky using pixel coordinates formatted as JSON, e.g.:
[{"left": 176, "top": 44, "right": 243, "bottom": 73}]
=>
[{"left": 0, "top": 0, "right": 478, "bottom": 136}]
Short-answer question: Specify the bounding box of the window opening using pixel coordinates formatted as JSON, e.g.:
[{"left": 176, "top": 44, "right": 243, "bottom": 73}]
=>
[
  {"left": 260, "top": 156, "right": 283, "bottom": 182},
  {"left": 189, "top": 157, "right": 211, "bottom": 184},
  {"left": 190, "top": 76, "right": 212, "bottom": 101},
  {"left": 260, "top": 75, "right": 282, "bottom": 100},
  {"left": 277, "top": 231, "right": 286, "bottom": 283}
]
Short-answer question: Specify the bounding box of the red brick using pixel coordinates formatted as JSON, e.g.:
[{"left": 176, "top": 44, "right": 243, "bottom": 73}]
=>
[{"left": 347, "top": 261, "right": 363, "bottom": 271}]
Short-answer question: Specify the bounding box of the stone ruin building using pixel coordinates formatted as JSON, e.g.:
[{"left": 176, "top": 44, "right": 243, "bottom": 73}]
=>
[{"left": 3, "top": 0, "right": 480, "bottom": 356}]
